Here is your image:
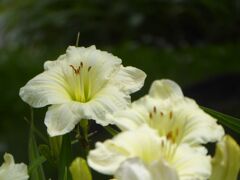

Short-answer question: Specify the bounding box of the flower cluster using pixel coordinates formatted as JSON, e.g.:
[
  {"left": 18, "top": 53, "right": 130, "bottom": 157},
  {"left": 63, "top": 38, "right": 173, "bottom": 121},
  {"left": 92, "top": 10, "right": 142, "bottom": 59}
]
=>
[{"left": 1, "top": 45, "right": 239, "bottom": 180}]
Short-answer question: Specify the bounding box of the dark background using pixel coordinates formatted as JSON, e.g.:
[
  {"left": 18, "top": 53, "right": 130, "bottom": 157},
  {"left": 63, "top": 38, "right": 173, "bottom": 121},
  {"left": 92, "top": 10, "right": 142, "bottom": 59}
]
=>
[{"left": 0, "top": 0, "right": 240, "bottom": 179}]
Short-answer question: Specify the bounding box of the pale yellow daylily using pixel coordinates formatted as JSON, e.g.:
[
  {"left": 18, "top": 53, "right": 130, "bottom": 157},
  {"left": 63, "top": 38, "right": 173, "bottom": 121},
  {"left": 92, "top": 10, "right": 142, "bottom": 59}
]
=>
[
  {"left": 210, "top": 135, "right": 240, "bottom": 180},
  {"left": 20, "top": 46, "right": 146, "bottom": 136},
  {"left": 110, "top": 79, "right": 224, "bottom": 146},
  {"left": 88, "top": 125, "right": 211, "bottom": 180},
  {"left": 0, "top": 153, "right": 29, "bottom": 180}
]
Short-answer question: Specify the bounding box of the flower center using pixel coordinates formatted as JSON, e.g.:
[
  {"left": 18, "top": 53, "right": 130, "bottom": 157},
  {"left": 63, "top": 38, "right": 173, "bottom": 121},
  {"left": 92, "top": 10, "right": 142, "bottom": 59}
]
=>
[
  {"left": 68, "top": 62, "right": 93, "bottom": 102},
  {"left": 148, "top": 106, "right": 180, "bottom": 144}
]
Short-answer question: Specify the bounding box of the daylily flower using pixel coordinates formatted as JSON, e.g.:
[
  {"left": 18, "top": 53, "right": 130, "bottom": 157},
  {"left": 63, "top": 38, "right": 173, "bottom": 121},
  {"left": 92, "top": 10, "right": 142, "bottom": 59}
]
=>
[
  {"left": 20, "top": 46, "right": 146, "bottom": 136},
  {"left": 110, "top": 79, "right": 224, "bottom": 146},
  {"left": 0, "top": 153, "right": 29, "bottom": 180},
  {"left": 88, "top": 125, "right": 211, "bottom": 180},
  {"left": 210, "top": 135, "right": 240, "bottom": 180}
]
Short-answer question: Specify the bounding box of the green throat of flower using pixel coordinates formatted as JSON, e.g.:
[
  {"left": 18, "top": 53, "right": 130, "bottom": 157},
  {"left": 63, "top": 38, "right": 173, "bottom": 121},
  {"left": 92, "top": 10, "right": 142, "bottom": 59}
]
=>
[{"left": 68, "top": 62, "right": 93, "bottom": 103}]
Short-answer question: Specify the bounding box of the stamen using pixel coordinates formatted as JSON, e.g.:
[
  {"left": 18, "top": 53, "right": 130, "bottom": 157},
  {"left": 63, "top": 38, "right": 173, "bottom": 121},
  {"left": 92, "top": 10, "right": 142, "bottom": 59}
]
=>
[
  {"left": 80, "top": 62, "right": 83, "bottom": 67},
  {"left": 169, "top": 111, "right": 173, "bottom": 119},
  {"left": 160, "top": 112, "right": 164, "bottom": 116},
  {"left": 167, "top": 131, "right": 173, "bottom": 140},
  {"left": 70, "top": 65, "right": 80, "bottom": 75},
  {"left": 88, "top": 66, "right": 92, "bottom": 72},
  {"left": 153, "top": 106, "right": 157, "bottom": 113},
  {"left": 149, "top": 112, "right": 153, "bottom": 119},
  {"left": 161, "top": 141, "right": 165, "bottom": 148},
  {"left": 175, "top": 128, "right": 179, "bottom": 136}
]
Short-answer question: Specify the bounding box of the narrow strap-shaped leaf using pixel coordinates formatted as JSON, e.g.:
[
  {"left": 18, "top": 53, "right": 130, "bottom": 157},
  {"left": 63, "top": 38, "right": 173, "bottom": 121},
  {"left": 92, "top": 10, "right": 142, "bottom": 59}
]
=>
[
  {"left": 28, "top": 108, "right": 46, "bottom": 180},
  {"left": 58, "top": 134, "right": 72, "bottom": 180},
  {"left": 24, "top": 117, "right": 48, "bottom": 144},
  {"left": 201, "top": 106, "right": 240, "bottom": 134},
  {"left": 28, "top": 156, "right": 46, "bottom": 173}
]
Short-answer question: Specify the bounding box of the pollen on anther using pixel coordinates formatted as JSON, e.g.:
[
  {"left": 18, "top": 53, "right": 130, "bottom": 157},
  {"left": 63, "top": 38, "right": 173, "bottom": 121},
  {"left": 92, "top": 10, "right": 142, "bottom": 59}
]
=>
[
  {"left": 160, "top": 112, "right": 164, "bottom": 116},
  {"left": 167, "top": 131, "right": 173, "bottom": 140},
  {"left": 70, "top": 65, "right": 80, "bottom": 74}
]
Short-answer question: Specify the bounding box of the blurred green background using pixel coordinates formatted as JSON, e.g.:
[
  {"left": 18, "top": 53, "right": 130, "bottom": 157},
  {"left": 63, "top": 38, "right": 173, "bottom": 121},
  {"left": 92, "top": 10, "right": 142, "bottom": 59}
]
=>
[{"left": 0, "top": 0, "right": 240, "bottom": 179}]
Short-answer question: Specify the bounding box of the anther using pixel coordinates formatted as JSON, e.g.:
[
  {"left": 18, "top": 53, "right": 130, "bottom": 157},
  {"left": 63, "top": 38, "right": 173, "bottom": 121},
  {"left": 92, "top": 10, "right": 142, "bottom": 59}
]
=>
[
  {"left": 167, "top": 131, "right": 173, "bottom": 140},
  {"left": 88, "top": 66, "right": 92, "bottom": 72},
  {"left": 70, "top": 65, "right": 80, "bottom": 75},
  {"left": 153, "top": 106, "right": 157, "bottom": 113},
  {"left": 160, "top": 112, "right": 164, "bottom": 116},
  {"left": 149, "top": 112, "right": 153, "bottom": 119},
  {"left": 80, "top": 62, "right": 83, "bottom": 67}
]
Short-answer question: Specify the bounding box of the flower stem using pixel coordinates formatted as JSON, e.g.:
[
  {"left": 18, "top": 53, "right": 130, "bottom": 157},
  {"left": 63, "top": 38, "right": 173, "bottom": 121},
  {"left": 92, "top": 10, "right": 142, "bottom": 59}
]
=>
[{"left": 79, "top": 119, "right": 90, "bottom": 158}]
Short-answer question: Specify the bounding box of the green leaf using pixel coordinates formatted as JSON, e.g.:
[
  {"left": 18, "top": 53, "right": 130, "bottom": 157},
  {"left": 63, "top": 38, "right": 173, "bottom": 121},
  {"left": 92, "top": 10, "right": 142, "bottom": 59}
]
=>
[
  {"left": 201, "top": 106, "right": 240, "bottom": 134},
  {"left": 24, "top": 116, "right": 48, "bottom": 144},
  {"left": 28, "top": 156, "right": 46, "bottom": 173},
  {"left": 39, "top": 144, "right": 57, "bottom": 167},
  {"left": 28, "top": 108, "right": 46, "bottom": 180},
  {"left": 58, "top": 134, "right": 72, "bottom": 180},
  {"left": 104, "top": 126, "right": 120, "bottom": 136},
  {"left": 69, "top": 157, "right": 92, "bottom": 180}
]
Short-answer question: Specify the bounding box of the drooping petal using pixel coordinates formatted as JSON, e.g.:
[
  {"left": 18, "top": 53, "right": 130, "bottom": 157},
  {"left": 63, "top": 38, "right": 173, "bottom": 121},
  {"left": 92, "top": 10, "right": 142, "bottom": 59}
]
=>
[
  {"left": 45, "top": 103, "right": 82, "bottom": 137},
  {"left": 112, "top": 79, "right": 224, "bottom": 146},
  {"left": 210, "top": 135, "right": 240, "bottom": 180},
  {"left": 0, "top": 153, "right": 29, "bottom": 180},
  {"left": 19, "top": 67, "right": 72, "bottom": 108}
]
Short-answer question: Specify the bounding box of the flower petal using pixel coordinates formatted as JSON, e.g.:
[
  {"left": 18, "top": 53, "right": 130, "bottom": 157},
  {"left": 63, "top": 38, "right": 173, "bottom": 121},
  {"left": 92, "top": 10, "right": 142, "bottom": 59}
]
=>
[
  {"left": 149, "top": 159, "right": 179, "bottom": 180},
  {"left": 115, "top": 158, "right": 179, "bottom": 180},
  {"left": 149, "top": 79, "right": 183, "bottom": 100},
  {"left": 173, "top": 144, "right": 211, "bottom": 180},
  {"left": 83, "top": 85, "right": 131, "bottom": 126},
  {"left": 87, "top": 141, "right": 128, "bottom": 175},
  {"left": 112, "top": 66, "right": 146, "bottom": 93},
  {"left": 45, "top": 104, "right": 81, "bottom": 137},
  {"left": 0, "top": 153, "right": 29, "bottom": 180},
  {"left": 115, "top": 158, "right": 152, "bottom": 180},
  {"left": 19, "top": 68, "right": 72, "bottom": 108},
  {"left": 210, "top": 135, "right": 240, "bottom": 180}
]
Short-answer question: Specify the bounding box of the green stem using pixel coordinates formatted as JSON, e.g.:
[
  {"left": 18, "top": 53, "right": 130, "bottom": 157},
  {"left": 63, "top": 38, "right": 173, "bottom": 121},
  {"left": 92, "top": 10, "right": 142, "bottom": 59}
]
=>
[
  {"left": 49, "top": 136, "right": 62, "bottom": 161},
  {"left": 79, "top": 119, "right": 90, "bottom": 158}
]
